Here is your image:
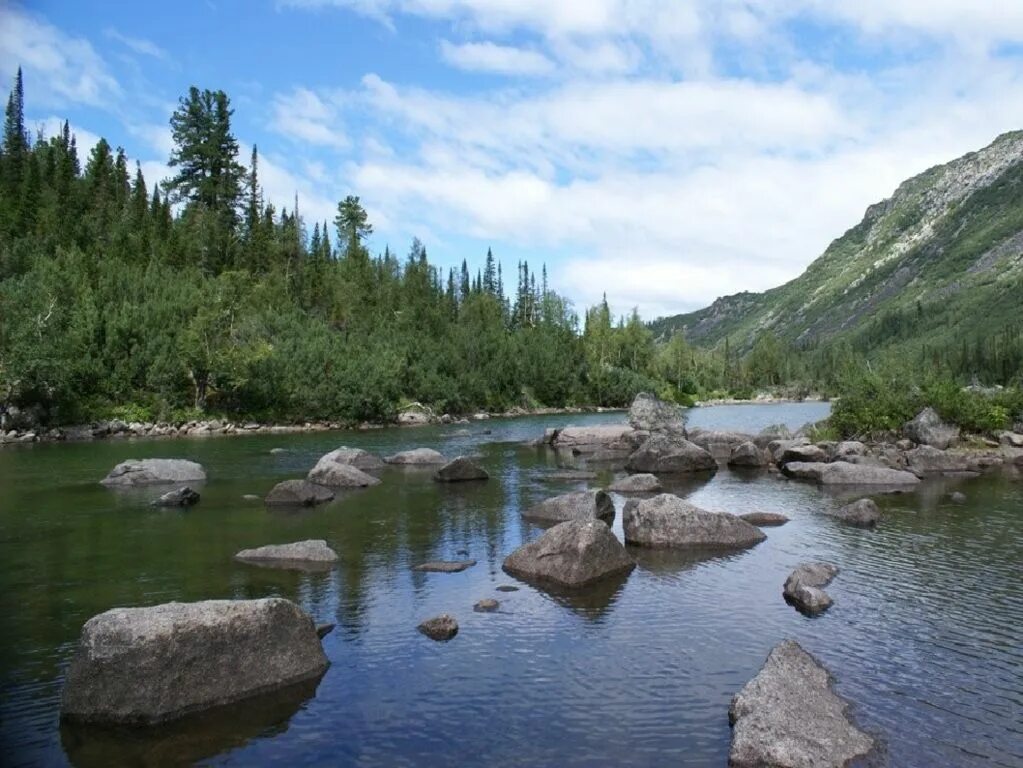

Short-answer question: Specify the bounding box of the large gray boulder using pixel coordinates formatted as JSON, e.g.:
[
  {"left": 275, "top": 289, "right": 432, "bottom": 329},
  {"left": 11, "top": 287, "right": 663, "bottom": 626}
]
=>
[
  {"left": 828, "top": 498, "right": 881, "bottom": 527},
  {"left": 307, "top": 461, "right": 381, "bottom": 488},
  {"left": 235, "top": 540, "right": 339, "bottom": 566},
  {"left": 904, "top": 407, "right": 959, "bottom": 449},
  {"left": 728, "top": 441, "right": 768, "bottom": 468},
  {"left": 778, "top": 444, "right": 828, "bottom": 465},
  {"left": 434, "top": 456, "right": 489, "bottom": 482},
  {"left": 625, "top": 435, "right": 717, "bottom": 474},
  {"left": 264, "top": 480, "right": 335, "bottom": 507},
  {"left": 310, "top": 447, "right": 384, "bottom": 473},
  {"left": 783, "top": 563, "right": 839, "bottom": 615},
  {"left": 729, "top": 640, "right": 874, "bottom": 767},
  {"left": 397, "top": 402, "right": 434, "bottom": 426},
  {"left": 608, "top": 473, "right": 662, "bottom": 493},
  {"left": 628, "top": 392, "right": 683, "bottom": 433},
  {"left": 385, "top": 448, "right": 445, "bottom": 465},
  {"left": 502, "top": 519, "right": 635, "bottom": 589},
  {"left": 905, "top": 445, "right": 975, "bottom": 476},
  {"left": 60, "top": 599, "right": 328, "bottom": 725},
  {"left": 101, "top": 459, "right": 206, "bottom": 487},
  {"left": 549, "top": 425, "right": 641, "bottom": 454},
  {"left": 834, "top": 441, "right": 867, "bottom": 459},
  {"left": 782, "top": 461, "right": 920, "bottom": 485},
  {"left": 623, "top": 494, "right": 766, "bottom": 550},
  {"left": 523, "top": 490, "right": 615, "bottom": 525},
  {"left": 753, "top": 424, "right": 793, "bottom": 449}
]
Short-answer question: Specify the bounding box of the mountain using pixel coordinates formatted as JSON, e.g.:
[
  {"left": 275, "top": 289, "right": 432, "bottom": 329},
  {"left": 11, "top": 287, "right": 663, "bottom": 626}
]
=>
[{"left": 650, "top": 131, "right": 1023, "bottom": 355}]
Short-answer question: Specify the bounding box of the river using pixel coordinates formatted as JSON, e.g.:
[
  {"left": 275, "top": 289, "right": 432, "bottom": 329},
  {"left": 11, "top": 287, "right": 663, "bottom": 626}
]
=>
[{"left": 1, "top": 402, "right": 1020, "bottom": 766}]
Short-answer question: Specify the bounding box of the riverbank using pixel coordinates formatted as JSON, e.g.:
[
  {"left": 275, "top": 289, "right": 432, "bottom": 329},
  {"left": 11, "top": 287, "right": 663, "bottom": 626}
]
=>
[{"left": 693, "top": 394, "right": 828, "bottom": 407}]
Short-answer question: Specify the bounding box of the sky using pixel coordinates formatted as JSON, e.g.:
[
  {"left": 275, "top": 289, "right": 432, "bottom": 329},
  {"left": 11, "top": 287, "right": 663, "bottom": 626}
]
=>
[{"left": 4, "top": 1, "right": 1023, "bottom": 319}]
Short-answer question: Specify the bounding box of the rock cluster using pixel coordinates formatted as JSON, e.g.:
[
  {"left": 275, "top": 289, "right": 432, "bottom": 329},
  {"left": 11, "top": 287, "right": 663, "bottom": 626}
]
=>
[{"left": 783, "top": 563, "right": 839, "bottom": 615}]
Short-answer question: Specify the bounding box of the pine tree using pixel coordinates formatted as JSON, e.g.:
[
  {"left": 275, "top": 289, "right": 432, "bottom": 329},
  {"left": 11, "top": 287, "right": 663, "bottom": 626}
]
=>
[{"left": 483, "top": 247, "right": 496, "bottom": 294}]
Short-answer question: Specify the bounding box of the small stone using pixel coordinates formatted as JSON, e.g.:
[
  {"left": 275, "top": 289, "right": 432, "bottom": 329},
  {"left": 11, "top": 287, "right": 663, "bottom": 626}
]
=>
[
  {"left": 151, "top": 487, "right": 200, "bottom": 508},
  {"left": 739, "top": 511, "right": 789, "bottom": 527},
  {"left": 412, "top": 560, "right": 476, "bottom": 573},
  {"left": 950, "top": 491, "right": 967, "bottom": 503},
  {"left": 783, "top": 563, "right": 839, "bottom": 615},
  {"left": 418, "top": 614, "right": 458, "bottom": 641},
  {"left": 474, "top": 599, "right": 499, "bottom": 613}
]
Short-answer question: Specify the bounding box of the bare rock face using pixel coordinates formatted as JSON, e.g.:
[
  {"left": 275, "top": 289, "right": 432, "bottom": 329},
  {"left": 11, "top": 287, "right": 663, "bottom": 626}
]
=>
[
  {"left": 623, "top": 494, "right": 766, "bottom": 550},
  {"left": 412, "top": 560, "right": 476, "bottom": 573},
  {"left": 829, "top": 498, "right": 881, "bottom": 527},
  {"left": 523, "top": 490, "right": 615, "bottom": 525},
  {"left": 418, "top": 614, "right": 458, "bottom": 641},
  {"left": 101, "top": 459, "right": 206, "bottom": 487},
  {"left": 434, "top": 456, "right": 489, "bottom": 482},
  {"left": 264, "top": 480, "right": 335, "bottom": 507},
  {"left": 834, "top": 441, "right": 867, "bottom": 459},
  {"left": 502, "top": 519, "right": 636, "bottom": 589},
  {"left": 905, "top": 445, "right": 975, "bottom": 476},
  {"left": 740, "top": 511, "right": 789, "bottom": 527},
  {"left": 783, "top": 563, "right": 839, "bottom": 615},
  {"left": 608, "top": 473, "right": 662, "bottom": 493},
  {"left": 904, "top": 407, "right": 960, "bottom": 449},
  {"left": 729, "top": 640, "right": 874, "bottom": 768},
  {"left": 398, "top": 402, "right": 434, "bottom": 426},
  {"left": 628, "top": 392, "right": 683, "bottom": 434},
  {"left": 728, "top": 441, "right": 768, "bottom": 468},
  {"left": 625, "top": 435, "right": 717, "bottom": 474},
  {"left": 60, "top": 599, "right": 328, "bottom": 725},
  {"left": 310, "top": 447, "right": 384, "bottom": 473},
  {"left": 782, "top": 461, "right": 920, "bottom": 486},
  {"left": 151, "top": 487, "right": 200, "bottom": 507},
  {"left": 307, "top": 461, "right": 381, "bottom": 488},
  {"left": 235, "top": 540, "right": 339, "bottom": 566},
  {"left": 385, "top": 448, "right": 445, "bottom": 465}
]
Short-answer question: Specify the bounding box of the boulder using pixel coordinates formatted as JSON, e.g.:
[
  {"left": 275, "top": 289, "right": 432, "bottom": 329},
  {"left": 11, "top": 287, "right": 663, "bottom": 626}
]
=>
[
  {"left": 523, "top": 490, "right": 615, "bottom": 525},
  {"left": 688, "top": 429, "right": 756, "bottom": 459},
  {"left": 739, "top": 512, "right": 789, "bottom": 527},
  {"left": 264, "top": 480, "right": 335, "bottom": 507},
  {"left": 398, "top": 403, "right": 434, "bottom": 426},
  {"left": 502, "top": 519, "right": 636, "bottom": 589},
  {"left": 834, "top": 440, "right": 867, "bottom": 458},
  {"left": 778, "top": 444, "right": 828, "bottom": 465},
  {"left": 608, "top": 473, "right": 662, "bottom": 493},
  {"left": 625, "top": 435, "right": 717, "bottom": 474},
  {"left": 904, "top": 407, "right": 959, "bottom": 449},
  {"left": 828, "top": 498, "right": 881, "bottom": 527},
  {"left": 307, "top": 460, "right": 381, "bottom": 488},
  {"left": 728, "top": 640, "right": 874, "bottom": 767},
  {"left": 418, "top": 614, "right": 458, "bottom": 641},
  {"left": 783, "top": 563, "right": 839, "bottom": 615},
  {"left": 60, "top": 599, "right": 328, "bottom": 725},
  {"left": 950, "top": 491, "right": 967, "bottom": 503},
  {"left": 549, "top": 425, "right": 641, "bottom": 454},
  {"left": 781, "top": 461, "right": 920, "bottom": 486},
  {"left": 412, "top": 560, "right": 476, "bottom": 573},
  {"left": 474, "top": 599, "right": 499, "bottom": 613},
  {"left": 728, "top": 441, "right": 767, "bottom": 468},
  {"left": 905, "top": 445, "right": 976, "bottom": 476},
  {"left": 627, "top": 392, "right": 683, "bottom": 433},
  {"left": 1001, "top": 431, "right": 1023, "bottom": 448},
  {"left": 753, "top": 424, "right": 793, "bottom": 450},
  {"left": 235, "top": 540, "right": 339, "bottom": 566},
  {"left": 623, "top": 494, "right": 766, "bottom": 550},
  {"left": 385, "top": 448, "right": 445, "bottom": 465},
  {"left": 151, "top": 487, "right": 200, "bottom": 508},
  {"left": 310, "top": 447, "right": 384, "bottom": 473},
  {"left": 434, "top": 456, "right": 489, "bottom": 482},
  {"left": 101, "top": 459, "right": 206, "bottom": 487}
]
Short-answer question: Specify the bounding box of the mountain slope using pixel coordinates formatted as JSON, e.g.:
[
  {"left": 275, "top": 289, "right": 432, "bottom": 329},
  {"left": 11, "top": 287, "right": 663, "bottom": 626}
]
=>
[{"left": 651, "top": 131, "right": 1023, "bottom": 353}]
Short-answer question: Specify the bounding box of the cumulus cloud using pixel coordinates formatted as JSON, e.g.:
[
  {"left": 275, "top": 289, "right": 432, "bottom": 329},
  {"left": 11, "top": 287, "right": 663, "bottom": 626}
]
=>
[
  {"left": 270, "top": 87, "right": 349, "bottom": 149},
  {"left": 440, "top": 40, "right": 554, "bottom": 76}
]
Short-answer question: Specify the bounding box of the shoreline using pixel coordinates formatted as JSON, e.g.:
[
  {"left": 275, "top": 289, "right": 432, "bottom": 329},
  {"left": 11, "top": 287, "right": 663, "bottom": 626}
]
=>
[{"left": 691, "top": 395, "right": 829, "bottom": 407}]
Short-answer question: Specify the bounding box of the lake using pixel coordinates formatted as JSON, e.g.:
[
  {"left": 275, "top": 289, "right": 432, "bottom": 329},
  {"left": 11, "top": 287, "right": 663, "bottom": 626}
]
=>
[{"left": 1, "top": 402, "right": 1020, "bottom": 767}]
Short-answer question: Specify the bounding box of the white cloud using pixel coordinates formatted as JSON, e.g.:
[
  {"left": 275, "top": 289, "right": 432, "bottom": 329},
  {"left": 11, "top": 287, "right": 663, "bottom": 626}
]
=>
[
  {"left": 104, "top": 29, "right": 171, "bottom": 62},
  {"left": 269, "top": 87, "right": 349, "bottom": 149},
  {"left": 440, "top": 40, "right": 554, "bottom": 76}
]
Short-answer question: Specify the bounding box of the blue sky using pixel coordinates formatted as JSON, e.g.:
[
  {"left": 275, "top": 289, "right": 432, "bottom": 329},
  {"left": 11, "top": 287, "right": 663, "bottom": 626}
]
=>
[{"left": 4, "top": 1, "right": 1023, "bottom": 318}]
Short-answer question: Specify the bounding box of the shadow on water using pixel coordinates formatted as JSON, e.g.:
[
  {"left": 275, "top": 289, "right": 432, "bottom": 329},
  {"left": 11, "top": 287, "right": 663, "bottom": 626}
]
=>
[
  {"left": 60, "top": 674, "right": 324, "bottom": 768},
  {"left": 629, "top": 545, "right": 752, "bottom": 575},
  {"left": 527, "top": 571, "right": 633, "bottom": 620}
]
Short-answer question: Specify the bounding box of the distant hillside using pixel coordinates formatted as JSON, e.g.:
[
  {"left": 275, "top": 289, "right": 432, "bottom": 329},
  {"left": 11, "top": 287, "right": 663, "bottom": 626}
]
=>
[{"left": 650, "top": 131, "right": 1023, "bottom": 355}]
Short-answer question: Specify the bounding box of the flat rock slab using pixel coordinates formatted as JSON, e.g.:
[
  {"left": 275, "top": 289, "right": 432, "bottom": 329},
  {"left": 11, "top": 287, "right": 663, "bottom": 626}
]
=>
[
  {"left": 729, "top": 640, "right": 874, "bottom": 768},
  {"left": 523, "top": 490, "right": 615, "bottom": 525},
  {"left": 503, "top": 519, "right": 635, "bottom": 589},
  {"left": 782, "top": 461, "right": 920, "bottom": 486},
  {"left": 307, "top": 461, "right": 381, "bottom": 488},
  {"left": 434, "top": 456, "right": 489, "bottom": 482},
  {"left": 151, "top": 487, "right": 200, "bottom": 507},
  {"left": 264, "top": 480, "right": 335, "bottom": 507},
  {"left": 623, "top": 494, "right": 766, "bottom": 550},
  {"left": 418, "top": 614, "right": 458, "bottom": 641},
  {"left": 783, "top": 563, "right": 839, "bottom": 615},
  {"left": 828, "top": 498, "right": 880, "bottom": 527},
  {"left": 101, "top": 459, "right": 206, "bottom": 487},
  {"left": 739, "top": 511, "right": 789, "bottom": 527},
  {"left": 385, "top": 448, "right": 445, "bottom": 465},
  {"left": 550, "top": 425, "right": 639, "bottom": 453},
  {"left": 311, "top": 447, "right": 384, "bottom": 472},
  {"left": 235, "top": 540, "right": 339, "bottom": 567},
  {"left": 60, "top": 598, "right": 328, "bottom": 725},
  {"left": 608, "top": 473, "right": 662, "bottom": 493},
  {"left": 413, "top": 559, "right": 477, "bottom": 573}
]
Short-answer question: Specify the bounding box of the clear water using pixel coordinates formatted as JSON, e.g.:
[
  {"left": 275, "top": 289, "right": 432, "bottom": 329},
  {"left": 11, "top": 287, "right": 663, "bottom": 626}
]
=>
[{"left": 1, "top": 403, "right": 1020, "bottom": 767}]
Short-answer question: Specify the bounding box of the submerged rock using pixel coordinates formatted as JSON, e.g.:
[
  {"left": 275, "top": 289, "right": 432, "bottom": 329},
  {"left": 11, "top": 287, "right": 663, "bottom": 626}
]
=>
[
  {"left": 434, "top": 456, "right": 489, "bottom": 482},
  {"left": 541, "top": 469, "right": 598, "bottom": 481},
  {"left": 623, "top": 494, "right": 766, "bottom": 550},
  {"left": 739, "top": 511, "right": 789, "bottom": 527},
  {"left": 264, "top": 480, "right": 334, "bottom": 507},
  {"left": 495, "top": 585, "right": 520, "bottom": 592},
  {"left": 625, "top": 435, "right": 717, "bottom": 474},
  {"left": 151, "top": 486, "right": 200, "bottom": 507},
  {"left": 828, "top": 498, "right": 881, "bottom": 527},
  {"left": 101, "top": 459, "right": 206, "bottom": 487},
  {"left": 783, "top": 563, "right": 839, "bottom": 615},
  {"left": 729, "top": 640, "right": 874, "bottom": 767},
  {"left": 950, "top": 491, "right": 967, "bottom": 503},
  {"left": 523, "top": 490, "right": 615, "bottom": 525},
  {"left": 474, "top": 599, "right": 499, "bottom": 613},
  {"left": 418, "top": 614, "right": 458, "bottom": 641},
  {"left": 502, "top": 519, "right": 635, "bottom": 589},
  {"left": 728, "top": 441, "right": 767, "bottom": 467},
  {"left": 235, "top": 540, "right": 339, "bottom": 566},
  {"left": 60, "top": 598, "right": 328, "bottom": 725},
  {"left": 904, "top": 407, "right": 960, "bottom": 450},
  {"left": 607, "top": 473, "right": 662, "bottom": 493},
  {"left": 782, "top": 461, "right": 920, "bottom": 486},
  {"left": 385, "top": 448, "right": 445, "bottom": 465},
  {"left": 412, "top": 559, "right": 476, "bottom": 573},
  {"left": 310, "top": 447, "right": 385, "bottom": 473},
  {"left": 307, "top": 461, "right": 381, "bottom": 488}
]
